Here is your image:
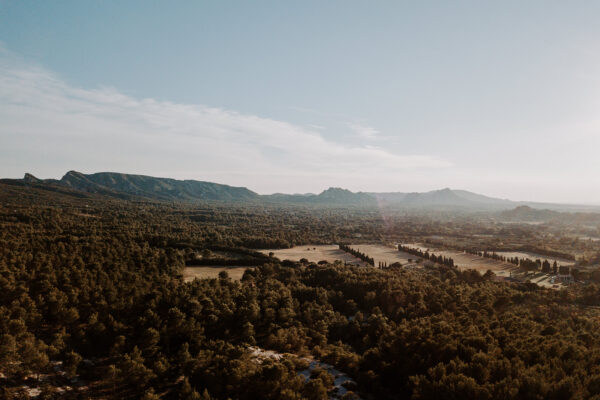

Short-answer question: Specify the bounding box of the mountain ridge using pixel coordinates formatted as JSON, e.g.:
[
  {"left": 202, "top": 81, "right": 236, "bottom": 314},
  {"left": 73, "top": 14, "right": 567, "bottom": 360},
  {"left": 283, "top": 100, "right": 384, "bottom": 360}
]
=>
[
  {"left": 4, "top": 171, "right": 599, "bottom": 211},
  {"left": 8, "top": 171, "right": 259, "bottom": 202}
]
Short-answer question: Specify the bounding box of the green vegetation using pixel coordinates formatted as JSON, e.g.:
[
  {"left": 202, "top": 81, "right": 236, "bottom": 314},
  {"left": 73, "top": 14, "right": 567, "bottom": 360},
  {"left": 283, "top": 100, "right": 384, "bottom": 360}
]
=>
[{"left": 2, "top": 183, "right": 600, "bottom": 399}]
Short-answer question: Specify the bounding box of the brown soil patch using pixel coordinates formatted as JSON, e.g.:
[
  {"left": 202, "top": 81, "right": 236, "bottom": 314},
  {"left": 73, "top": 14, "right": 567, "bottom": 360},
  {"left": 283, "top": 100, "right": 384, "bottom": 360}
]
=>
[
  {"left": 260, "top": 245, "right": 368, "bottom": 266},
  {"left": 348, "top": 244, "right": 416, "bottom": 266},
  {"left": 183, "top": 266, "right": 250, "bottom": 282}
]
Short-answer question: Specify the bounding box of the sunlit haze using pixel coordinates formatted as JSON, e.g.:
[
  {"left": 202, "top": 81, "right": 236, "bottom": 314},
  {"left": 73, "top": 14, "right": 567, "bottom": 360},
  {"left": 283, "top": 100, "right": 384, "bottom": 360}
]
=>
[{"left": 1, "top": 1, "right": 600, "bottom": 203}]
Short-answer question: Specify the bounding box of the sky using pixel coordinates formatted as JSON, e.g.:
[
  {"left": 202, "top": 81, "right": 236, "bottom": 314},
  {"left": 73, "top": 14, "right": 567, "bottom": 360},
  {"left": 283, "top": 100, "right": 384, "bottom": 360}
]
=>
[{"left": 1, "top": 1, "right": 600, "bottom": 203}]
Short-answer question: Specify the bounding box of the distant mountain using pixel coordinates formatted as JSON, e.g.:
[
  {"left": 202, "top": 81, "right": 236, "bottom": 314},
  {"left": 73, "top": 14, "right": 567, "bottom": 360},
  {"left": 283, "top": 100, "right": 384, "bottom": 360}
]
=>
[
  {"left": 12, "top": 171, "right": 259, "bottom": 202},
  {"left": 4, "top": 171, "right": 598, "bottom": 211},
  {"left": 262, "top": 193, "right": 316, "bottom": 203},
  {"left": 370, "top": 188, "right": 513, "bottom": 209},
  {"left": 452, "top": 189, "right": 514, "bottom": 206},
  {"left": 314, "top": 187, "right": 375, "bottom": 205},
  {"left": 58, "top": 171, "right": 133, "bottom": 199},
  {"left": 370, "top": 192, "right": 407, "bottom": 204},
  {"left": 263, "top": 187, "right": 514, "bottom": 208},
  {"left": 263, "top": 187, "right": 376, "bottom": 205},
  {"left": 498, "top": 205, "right": 600, "bottom": 224},
  {"left": 499, "top": 205, "right": 560, "bottom": 221},
  {"left": 22, "top": 173, "right": 42, "bottom": 184},
  {"left": 402, "top": 188, "right": 472, "bottom": 206}
]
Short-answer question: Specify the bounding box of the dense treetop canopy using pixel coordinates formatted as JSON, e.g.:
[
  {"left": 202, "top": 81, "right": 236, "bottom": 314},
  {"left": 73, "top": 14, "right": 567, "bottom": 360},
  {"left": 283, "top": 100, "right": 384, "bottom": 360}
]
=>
[{"left": 1, "top": 183, "right": 600, "bottom": 399}]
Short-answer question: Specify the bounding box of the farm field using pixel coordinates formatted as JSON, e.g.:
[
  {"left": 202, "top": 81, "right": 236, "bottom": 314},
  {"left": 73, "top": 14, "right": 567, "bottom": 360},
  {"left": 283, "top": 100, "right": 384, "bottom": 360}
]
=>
[
  {"left": 401, "top": 244, "right": 568, "bottom": 288},
  {"left": 402, "top": 243, "right": 518, "bottom": 278},
  {"left": 348, "top": 244, "right": 417, "bottom": 267},
  {"left": 183, "top": 266, "right": 250, "bottom": 282},
  {"left": 494, "top": 251, "right": 575, "bottom": 266},
  {"left": 260, "top": 244, "right": 368, "bottom": 266}
]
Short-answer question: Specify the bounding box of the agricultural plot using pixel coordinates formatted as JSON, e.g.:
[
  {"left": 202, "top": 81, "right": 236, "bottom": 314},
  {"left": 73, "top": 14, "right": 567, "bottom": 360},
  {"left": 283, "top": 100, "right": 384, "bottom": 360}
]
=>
[
  {"left": 183, "top": 266, "right": 251, "bottom": 282},
  {"left": 402, "top": 243, "right": 518, "bottom": 278},
  {"left": 260, "top": 245, "right": 369, "bottom": 266},
  {"left": 347, "top": 244, "right": 418, "bottom": 267},
  {"left": 494, "top": 251, "right": 575, "bottom": 267}
]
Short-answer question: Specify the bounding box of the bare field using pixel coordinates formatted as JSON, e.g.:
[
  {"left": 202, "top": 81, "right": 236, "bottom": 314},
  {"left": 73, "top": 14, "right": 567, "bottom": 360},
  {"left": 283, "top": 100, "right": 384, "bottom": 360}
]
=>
[
  {"left": 183, "top": 266, "right": 251, "bottom": 282},
  {"left": 348, "top": 244, "right": 416, "bottom": 266},
  {"left": 260, "top": 245, "right": 368, "bottom": 266},
  {"left": 259, "top": 244, "right": 568, "bottom": 288},
  {"left": 403, "top": 244, "right": 572, "bottom": 289},
  {"left": 449, "top": 252, "right": 518, "bottom": 277},
  {"left": 403, "top": 243, "right": 518, "bottom": 277},
  {"left": 494, "top": 251, "right": 575, "bottom": 266}
]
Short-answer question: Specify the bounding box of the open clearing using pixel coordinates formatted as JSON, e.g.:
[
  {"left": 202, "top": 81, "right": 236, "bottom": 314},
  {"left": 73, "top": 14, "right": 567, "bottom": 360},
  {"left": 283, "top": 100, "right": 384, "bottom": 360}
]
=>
[
  {"left": 183, "top": 266, "right": 250, "bottom": 282},
  {"left": 401, "top": 244, "right": 568, "bottom": 288},
  {"left": 348, "top": 244, "right": 417, "bottom": 266},
  {"left": 402, "top": 243, "right": 518, "bottom": 278},
  {"left": 260, "top": 245, "right": 368, "bottom": 266},
  {"left": 259, "top": 243, "right": 567, "bottom": 288},
  {"left": 494, "top": 251, "right": 575, "bottom": 266}
]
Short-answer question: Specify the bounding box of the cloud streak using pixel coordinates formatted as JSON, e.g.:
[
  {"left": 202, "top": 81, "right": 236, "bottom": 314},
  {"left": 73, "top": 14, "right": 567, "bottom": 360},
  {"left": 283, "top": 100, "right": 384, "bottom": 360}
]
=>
[
  {"left": 0, "top": 48, "right": 451, "bottom": 193},
  {"left": 347, "top": 122, "right": 380, "bottom": 139}
]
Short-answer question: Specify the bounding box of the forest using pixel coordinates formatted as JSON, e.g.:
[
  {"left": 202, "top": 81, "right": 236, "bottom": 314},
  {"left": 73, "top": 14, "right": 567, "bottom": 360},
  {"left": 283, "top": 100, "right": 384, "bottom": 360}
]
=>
[{"left": 2, "top": 183, "right": 600, "bottom": 399}]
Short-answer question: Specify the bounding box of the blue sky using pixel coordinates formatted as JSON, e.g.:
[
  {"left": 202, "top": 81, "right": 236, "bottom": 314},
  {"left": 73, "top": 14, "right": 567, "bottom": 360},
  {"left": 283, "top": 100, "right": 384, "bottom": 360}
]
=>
[{"left": 1, "top": 1, "right": 600, "bottom": 202}]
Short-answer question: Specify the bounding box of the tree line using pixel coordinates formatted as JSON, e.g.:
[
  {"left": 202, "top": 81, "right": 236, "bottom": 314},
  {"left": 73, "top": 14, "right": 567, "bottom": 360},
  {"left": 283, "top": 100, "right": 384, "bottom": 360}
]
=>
[
  {"left": 398, "top": 245, "right": 455, "bottom": 268},
  {"left": 464, "top": 249, "right": 571, "bottom": 275},
  {"left": 338, "top": 244, "right": 375, "bottom": 266}
]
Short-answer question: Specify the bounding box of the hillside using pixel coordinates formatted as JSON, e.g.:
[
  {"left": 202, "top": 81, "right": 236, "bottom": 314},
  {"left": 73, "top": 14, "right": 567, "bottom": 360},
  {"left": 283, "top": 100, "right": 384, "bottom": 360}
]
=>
[
  {"left": 11, "top": 171, "right": 260, "bottom": 202},
  {"left": 4, "top": 171, "right": 599, "bottom": 211},
  {"left": 264, "top": 187, "right": 516, "bottom": 208},
  {"left": 499, "top": 205, "right": 560, "bottom": 222},
  {"left": 372, "top": 188, "right": 516, "bottom": 209}
]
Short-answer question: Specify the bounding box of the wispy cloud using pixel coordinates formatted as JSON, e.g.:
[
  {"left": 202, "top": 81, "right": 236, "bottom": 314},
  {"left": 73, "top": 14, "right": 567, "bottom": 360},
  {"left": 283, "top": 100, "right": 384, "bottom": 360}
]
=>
[
  {"left": 347, "top": 122, "right": 380, "bottom": 139},
  {"left": 0, "top": 47, "right": 451, "bottom": 193}
]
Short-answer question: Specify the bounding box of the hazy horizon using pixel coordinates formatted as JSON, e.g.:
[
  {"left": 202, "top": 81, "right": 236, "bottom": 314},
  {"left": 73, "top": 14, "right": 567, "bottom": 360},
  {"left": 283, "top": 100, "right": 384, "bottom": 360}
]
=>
[
  {"left": 2, "top": 1, "right": 600, "bottom": 203},
  {"left": 10, "top": 169, "right": 600, "bottom": 207}
]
